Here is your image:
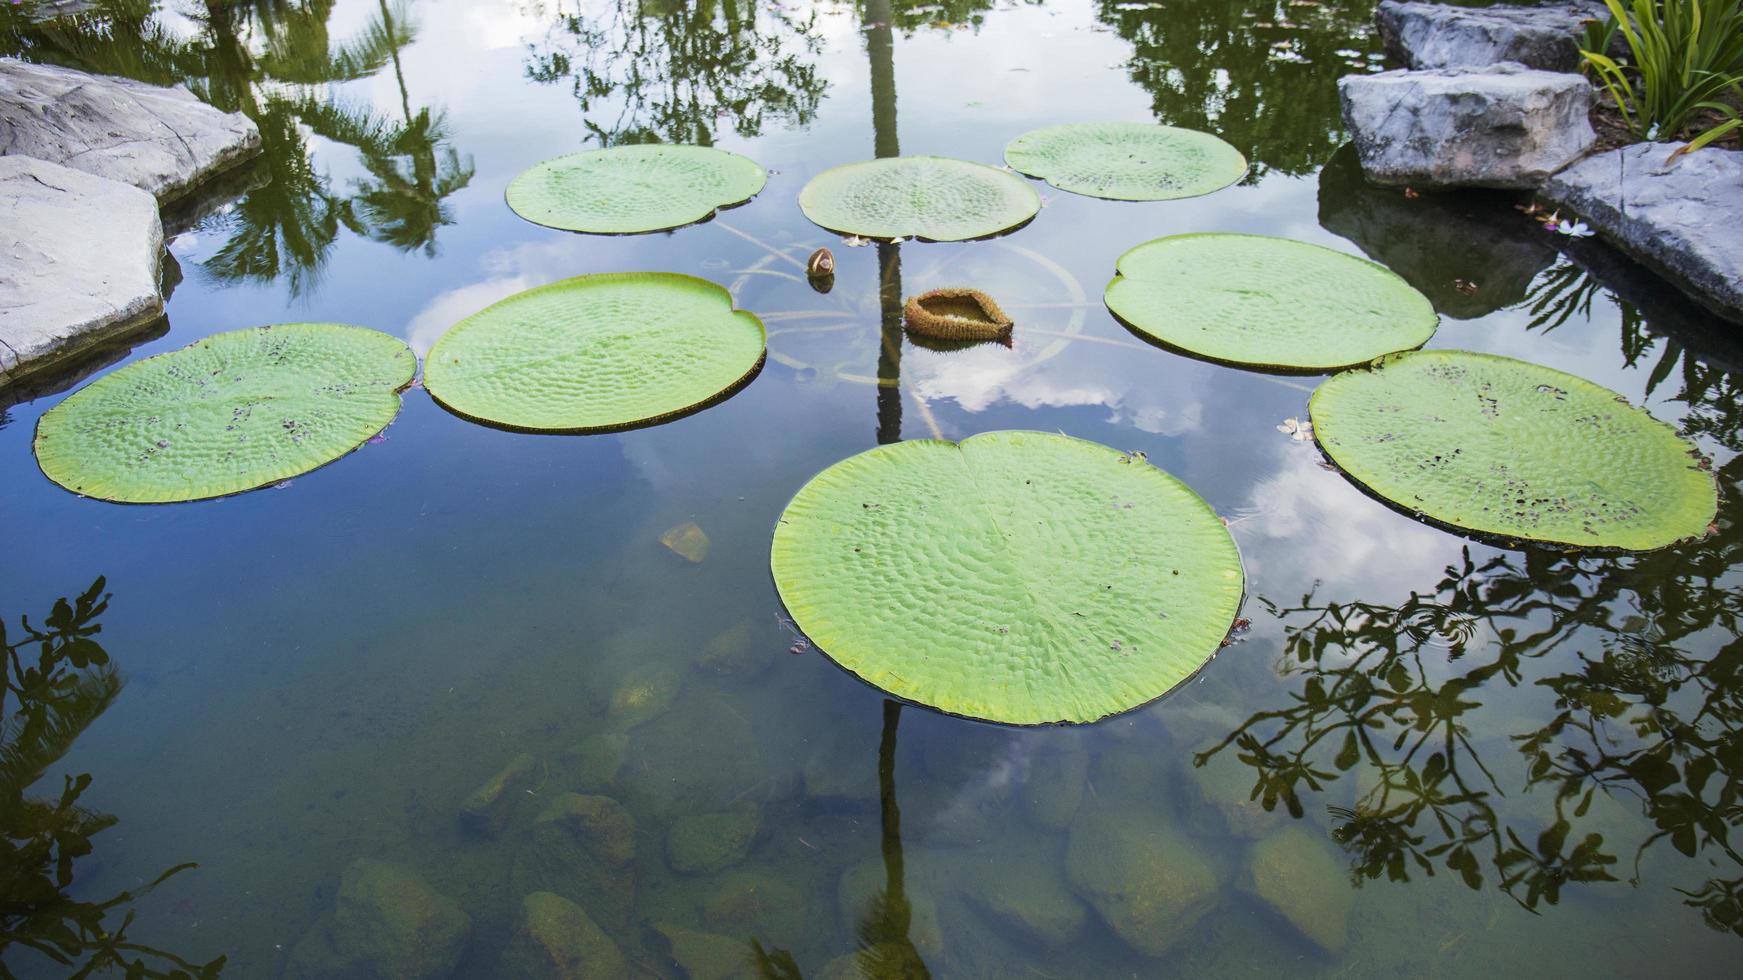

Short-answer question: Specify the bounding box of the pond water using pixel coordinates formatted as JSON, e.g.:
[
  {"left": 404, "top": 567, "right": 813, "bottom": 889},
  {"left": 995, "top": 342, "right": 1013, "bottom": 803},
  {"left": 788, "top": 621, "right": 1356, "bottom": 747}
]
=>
[{"left": 4, "top": 0, "right": 1743, "bottom": 976}]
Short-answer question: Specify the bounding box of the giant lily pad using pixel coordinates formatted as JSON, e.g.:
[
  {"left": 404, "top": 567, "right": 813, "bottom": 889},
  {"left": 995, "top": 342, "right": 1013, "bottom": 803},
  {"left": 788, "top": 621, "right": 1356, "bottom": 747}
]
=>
[
  {"left": 423, "top": 273, "right": 765, "bottom": 432},
  {"left": 770, "top": 431, "right": 1244, "bottom": 725},
  {"left": 1104, "top": 233, "right": 1438, "bottom": 371},
  {"left": 506, "top": 145, "right": 766, "bottom": 234},
  {"left": 1004, "top": 122, "right": 1247, "bottom": 201},
  {"left": 1310, "top": 350, "right": 1717, "bottom": 551},
  {"left": 34, "top": 324, "right": 414, "bottom": 503},
  {"left": 798, "top": 156, "right": 1040, "bottom": 242}
]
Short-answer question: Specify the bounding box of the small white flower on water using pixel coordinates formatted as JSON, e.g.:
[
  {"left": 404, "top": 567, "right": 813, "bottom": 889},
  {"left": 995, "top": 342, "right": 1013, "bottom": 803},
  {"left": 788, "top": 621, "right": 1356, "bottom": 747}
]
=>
[
  {"left": 1277, "top": 417, "right": 1314, "bottom": 441},
  {"left": 842, "top": 235, "right": 870, "bottom": 247},
  {"left": 1555, "top": 220, "right": 1595, "bottom": 238}
]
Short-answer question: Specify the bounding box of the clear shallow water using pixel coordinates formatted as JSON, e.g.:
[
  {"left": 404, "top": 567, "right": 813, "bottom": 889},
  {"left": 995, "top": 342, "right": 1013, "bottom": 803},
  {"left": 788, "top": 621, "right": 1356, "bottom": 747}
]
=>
[{"left": 3, "top": 0, "right": 1742, "bottom": 976}]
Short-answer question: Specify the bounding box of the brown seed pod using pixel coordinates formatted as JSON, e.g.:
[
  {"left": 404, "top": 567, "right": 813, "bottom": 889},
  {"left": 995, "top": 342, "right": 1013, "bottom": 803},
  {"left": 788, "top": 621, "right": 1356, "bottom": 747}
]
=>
[
  {"left": 806, "top": 247, "right": 835, "bottom": 278},
  {"left": 902, "top": 287, "right": 1013, "bottom": 342}
]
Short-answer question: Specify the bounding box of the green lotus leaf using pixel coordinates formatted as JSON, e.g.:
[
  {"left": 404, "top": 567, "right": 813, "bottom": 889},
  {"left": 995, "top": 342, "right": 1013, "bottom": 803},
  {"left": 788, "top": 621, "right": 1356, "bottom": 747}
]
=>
[
  {"left": 1004, "top": 122, "right": 1247, "bottom": 201},
  {"left": 505, "top": 144, "right": 766, "bottom": 234},
  {"left": 1105, "top": 233, "right": 1438, "bottom": 371},
  {"left": 770, "top": 431, "right": 1244, "bottom": 725},
  {"left": 1310, "top": 350, "right": 1717, "bottom": 551},
  {"left": 34, "top": 324, "right": 415, "bottom": 504},
  {"left": 797, "top": 156, "right": 1041, "bottom": 242},
  {"left": 423, "top": 273, "right": 766, "bottom": 433}
]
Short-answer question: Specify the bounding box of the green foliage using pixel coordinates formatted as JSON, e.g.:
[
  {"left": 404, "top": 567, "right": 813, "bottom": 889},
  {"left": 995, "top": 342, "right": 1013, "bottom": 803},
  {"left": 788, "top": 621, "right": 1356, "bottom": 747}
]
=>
[
  {"left": 770, "top": 431, "right": 1244, "bottom": 725},
  {"left": 35, "top": 325, "right": 416, "bottom": 504},
  {"left": 1311, "top": 350, "right": 1718, "bottom": 551},
  {"left": 1, "top": 580, "right": 225, "bottom": 978},
  {"left": 424, "top": 273, "right": 766, "bottom": 433},
  {"left": 1104, "top": 233, "right": 1437, "bottom": 371},
  {"left": 1581, "top": 0, "right": 1743, "bottom": 151}
]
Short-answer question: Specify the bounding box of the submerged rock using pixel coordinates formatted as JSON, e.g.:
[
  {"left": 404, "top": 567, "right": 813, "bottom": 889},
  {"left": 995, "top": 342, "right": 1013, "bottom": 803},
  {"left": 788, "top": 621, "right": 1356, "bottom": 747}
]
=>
[
  {"left": 964, "top": 858, "right": 1089, "bottom": 950},
  {"left": 1065, "top": 805, "right": 1220, "bottom": 958},
  {"left": 566, "top": 733, "right": 629, "bottom": 792},
  {"left": 1022, "top": 740, "right": 1088, "bottom": 832},
  {"left": 660, "top": 521, "right": 711, "bottom": 562},
  {"left": 701, "top": 870, "right": 808, "bottom": 940},
  {"left": 0, "top": 58, "right": 260, "bottom": 202},
  {"left": 516, "top": 793, "right": 637, "bottom": 930},
  {"left": 459, "top": 752, "right": 537, "bottom": 838},
  {"left": 1377, "top": 1, "right": 1610, "bottom": 72},
  {"left": 654, "top": 923, "right": 756, "bottom": 980},
  {"left": 608, "top": 666, "right": 681, "bottom": 731},
  {"left": 1339, "top": 64, "right": 1594, "bottom": 189},
  {"left": 698, "top": 619, "right": 765, "bottom": 676},
  {"left": 328, "top": 859, "right": 471, "bottom": 980},
  {"left": 1241, "top": 826, "right": 1355, "bottom": 954},
  {"left": 667, "top": 800, "right": 760, "bottom": 874},
  {"left": 499, "top": 892, "right": 627, "bottom": 980},
  {"left": 1185, "top": 751, "right": 1283, "bottom": 840},
  {"left": 1542, "top": 143, "right": 1743, "bottom": 321},
  {"left": 0, "top": 156, "right": 163, "bottom": 382}
]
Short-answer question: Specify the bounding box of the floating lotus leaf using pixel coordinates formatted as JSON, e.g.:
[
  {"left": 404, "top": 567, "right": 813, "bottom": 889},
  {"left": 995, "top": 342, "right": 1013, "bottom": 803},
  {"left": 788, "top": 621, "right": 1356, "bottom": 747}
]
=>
[
  {"left": 506, "top": 145, "right": 766, "bottom": 234},
  {"left": 770, "top": 431, "right": 1244, "bottom": 725},
  {"left": 1105, "top": 233, "right": 1438, "bottom": 371},
  {"left": 1004, "top": 122, "right": 1247, "bottom": 201},
  {"left": 34, "top": 324, "right": 414, "bottom": 503},
  {"left": 423, "top": 273, "right": 765, "bottom": 432},
  {"left": 1310, "top": 350, "right": 1717, "bottom": 551},
  {"left": 797, "top": 156, "right": 1040, "bottom": 242},
  {"left": 904, "top": 287, "right": 1013, "bottom": 343}
]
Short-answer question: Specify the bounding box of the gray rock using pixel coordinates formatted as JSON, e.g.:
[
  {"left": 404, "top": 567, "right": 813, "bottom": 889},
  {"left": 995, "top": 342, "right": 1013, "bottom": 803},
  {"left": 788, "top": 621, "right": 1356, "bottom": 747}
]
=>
[
  {"left": 1340, "top": 64, "right": 1595, "bottom": 189},
  {"left": 458, "top": 752, "right": 536, "bottom": 838},
  {"left": 0, "top": 58, "right": 260, "bottom": 202},
  {"left": 0, "top": 156, "right": 163, "bottom": 382},
  {"left": 1542, "top": 142, "right": 1743, "bottom": 320},
  {"left": 329, "top": 859, "right": 472, "bottom": 980},
  {"left": 500, "top": 892, "right": 627, "bottom": 980},
  {"left": 1377, "top": 1, "right": 1611, "bottom": 72}
]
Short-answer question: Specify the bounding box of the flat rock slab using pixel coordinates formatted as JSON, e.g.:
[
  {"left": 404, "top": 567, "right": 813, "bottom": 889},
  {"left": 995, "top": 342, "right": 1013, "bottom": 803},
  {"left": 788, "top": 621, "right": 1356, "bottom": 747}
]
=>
[
  {"left": 0, "top": 58, "right": 261, "bottom": 202},
  {"left": 1340, "top": 64, "right": 1595, "bottom": 189},
  {"left": 1543, "top": 143, "right": 1743, "bottom": 321},
  {"left": 1377, "top": 1, "right": 1611, "bottom": 72},
  {"left": 0, "top": 156, "right": 163, "bottom": 382}
]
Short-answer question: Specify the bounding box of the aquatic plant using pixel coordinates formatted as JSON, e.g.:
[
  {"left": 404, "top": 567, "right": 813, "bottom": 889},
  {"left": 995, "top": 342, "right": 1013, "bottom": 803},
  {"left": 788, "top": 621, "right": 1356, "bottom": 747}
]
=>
[
  {"left": 1104, "top": 233, "right": 1437, "bottom": 371},
  {"left": 424, "top": 273, "right": 765, "bottom": 433},
  {"left": 0, "top": 579, "right": 225, "bottom": 978},
  {"left": 770, "top": 431, "right": 1243, "bottom": 725},
  {"left": 34, "top": 325, "right": 416, "bottom": 504},
  {"left": 798, "top": 156, "right": 1040, "bottom": 242},
  {"left": 1004, "top": 122, "right": 1247, "bottom": 201},
  {"left": 1310, "top": 349, "right": 1718, "bottom": 550},
  {"left": 506, "top": 145, "right": 766, "bottom": 235},
  {"left": 902, "top": 288, "right": 1013, "bottom": 343},
  {"left": 1581, "top": 0, "right": 1743, "bottom": 153}
]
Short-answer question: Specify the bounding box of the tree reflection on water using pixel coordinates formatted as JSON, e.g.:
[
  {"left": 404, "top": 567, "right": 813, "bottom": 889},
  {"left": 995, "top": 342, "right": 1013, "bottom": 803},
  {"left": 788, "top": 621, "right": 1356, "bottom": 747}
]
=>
[
  {"left": 0, "top": 0, "right": 473, "bottom": 297},
  {"left": 1, "top": 579, "right": 225, "bottom": 978},
  {"left": 523, "top": 0, "right": 828, "bottom": 146},
  {"left": 1204, "top": 423, "right": 1743, "bottom": 933}
]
